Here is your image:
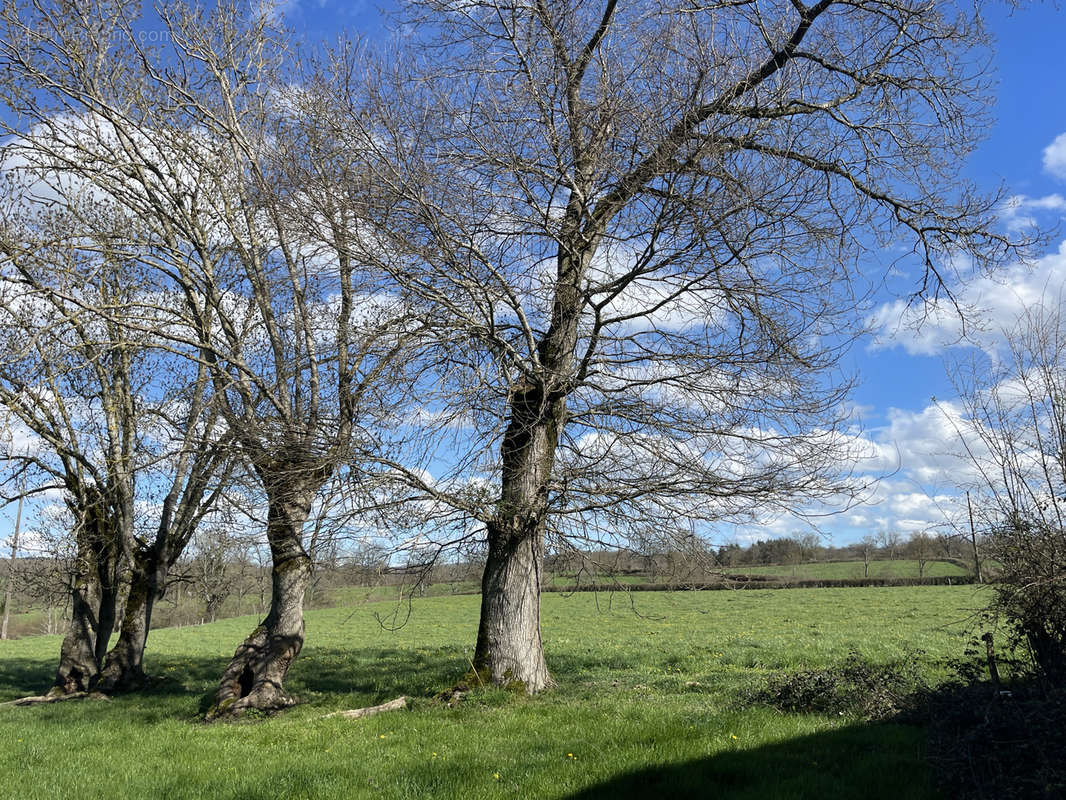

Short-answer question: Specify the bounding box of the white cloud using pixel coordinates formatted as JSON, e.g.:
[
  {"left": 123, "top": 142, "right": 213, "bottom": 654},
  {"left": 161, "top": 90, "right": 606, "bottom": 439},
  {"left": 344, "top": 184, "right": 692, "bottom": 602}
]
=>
[
  {"left": 999, "top": 193, "right": 1066, "bottom": 233},
  {"left": 868, "top": 240, "right": 1066, "bottom": 357},
  {"left": 1043, "top": 132, "right": 1066, "bottom": 180}
]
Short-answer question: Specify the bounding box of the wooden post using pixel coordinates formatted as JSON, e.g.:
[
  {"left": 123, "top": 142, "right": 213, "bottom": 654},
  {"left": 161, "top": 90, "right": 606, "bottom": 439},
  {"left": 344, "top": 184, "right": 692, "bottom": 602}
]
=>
[
  {"left": 966, "top": 491, "right": 983, "bottom": 584},
  {"left": 1, "top": 473, "right": 26, "bottom": 640}
]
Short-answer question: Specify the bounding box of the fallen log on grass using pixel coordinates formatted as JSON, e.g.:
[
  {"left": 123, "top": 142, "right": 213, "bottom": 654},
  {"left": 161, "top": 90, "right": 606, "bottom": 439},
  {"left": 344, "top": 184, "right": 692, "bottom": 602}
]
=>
[
  {"left": 1, "top": 691, "right": 110, "bottom": 707},
  {"left": 321, "top": 695, "right": 407, "bottom": 720}
]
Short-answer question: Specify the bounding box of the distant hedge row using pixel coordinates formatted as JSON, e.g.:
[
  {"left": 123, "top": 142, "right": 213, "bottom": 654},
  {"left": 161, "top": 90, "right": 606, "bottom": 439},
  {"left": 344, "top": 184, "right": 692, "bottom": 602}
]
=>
[{"left": 543, "top": 574, "right": 977, "bottom": 593}]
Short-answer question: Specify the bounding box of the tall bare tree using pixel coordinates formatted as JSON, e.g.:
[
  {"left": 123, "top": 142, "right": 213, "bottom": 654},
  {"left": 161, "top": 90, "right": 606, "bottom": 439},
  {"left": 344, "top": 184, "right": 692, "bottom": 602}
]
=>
[
  {"left": 352, "top": 0, "right": 1020, "bottom": 690},
  {"left": 0, "top": 190, "right": 232, "bottom": 694}
]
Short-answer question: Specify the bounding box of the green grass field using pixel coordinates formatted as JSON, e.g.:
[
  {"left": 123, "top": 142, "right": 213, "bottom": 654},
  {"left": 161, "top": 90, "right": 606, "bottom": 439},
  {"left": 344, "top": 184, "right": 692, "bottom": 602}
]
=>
[
  {"left": 0, "top": 585, "right": 990, "bottom": 799},
  {"left": 724, "top": 559, "right": 970, "bottom": 580}
]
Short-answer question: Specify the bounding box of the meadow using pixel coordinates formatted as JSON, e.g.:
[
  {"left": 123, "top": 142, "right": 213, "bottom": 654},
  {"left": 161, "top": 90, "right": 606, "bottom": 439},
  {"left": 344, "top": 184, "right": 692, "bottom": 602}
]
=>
[{"left": 0, "top": 585, "right": 989, "bottom": 799}]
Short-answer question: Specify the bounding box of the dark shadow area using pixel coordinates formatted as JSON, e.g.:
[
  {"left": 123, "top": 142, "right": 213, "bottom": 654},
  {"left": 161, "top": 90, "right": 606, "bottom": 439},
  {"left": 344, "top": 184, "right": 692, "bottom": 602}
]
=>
[
  {"left": 0, "top": 655, "right": 54, "bottom": 698},
  {"left": 920, "top": 678, "right": 1066, "bottom": 799},
  {"left": 0, "top": 643, "right": 472, "bottom": 722},
  {"left": 131, "top": 718, "right": 942, "bottom": 800},
  {"left": 560, "top": 722, "right": 940, "bottom": 800},
  {"left": 289, "top": 644, "right": 469, "bottom": 699}
]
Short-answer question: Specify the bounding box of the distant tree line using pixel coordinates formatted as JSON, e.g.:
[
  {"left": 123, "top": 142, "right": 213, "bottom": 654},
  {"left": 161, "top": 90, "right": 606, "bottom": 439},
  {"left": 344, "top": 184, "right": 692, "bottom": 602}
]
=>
[{"left": 715, "top": 531, "right": 976, "bottom": 578}]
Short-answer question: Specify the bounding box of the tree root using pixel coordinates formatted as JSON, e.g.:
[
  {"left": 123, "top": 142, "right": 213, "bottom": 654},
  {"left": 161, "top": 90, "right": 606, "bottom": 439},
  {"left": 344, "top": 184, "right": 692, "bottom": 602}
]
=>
[
  {"left": 433, "top": 686, "right": 471, "bottom": 707},
  {"left": 321, "top": 696, "right": 407, "bottom": 719}
]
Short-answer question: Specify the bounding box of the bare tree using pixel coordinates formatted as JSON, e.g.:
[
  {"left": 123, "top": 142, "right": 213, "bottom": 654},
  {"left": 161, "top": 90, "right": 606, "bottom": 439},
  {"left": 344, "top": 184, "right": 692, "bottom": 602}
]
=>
[
  {"left": 907, "top": 532, "right": 936, "bottom": 581},
  {"left": 946, "top": 304, "right": 1066, "bottom": 678},
  {"left": 187, "top": 526, "right": 239, "bottom": 624},
  {"left": 859, "top": 535, "right": 877, "bottom": 579},
  {"left": 0, "top": 192, "right": 233, "bottom": 694},
  {"left": 877, "top": 530, "right": 903, "bottom": 561},
  {"left": 349, "top": 0, "right": 1018, "bottom": 690},
  {"left": 0, "top": 1, "right": 419, "bottom": 713}
]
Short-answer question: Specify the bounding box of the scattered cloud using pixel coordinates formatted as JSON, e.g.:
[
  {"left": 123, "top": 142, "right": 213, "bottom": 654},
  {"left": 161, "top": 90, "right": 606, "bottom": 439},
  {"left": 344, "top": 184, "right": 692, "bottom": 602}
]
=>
[
  {"left": 1043, "top": 132, "right": 1066, "bottom": 180},
  {"left": 868, "top": 240, "right": 1066, "bottom": 357},
  {"left": 999, "top": 193, "right": 1066, "bottom": 233}
]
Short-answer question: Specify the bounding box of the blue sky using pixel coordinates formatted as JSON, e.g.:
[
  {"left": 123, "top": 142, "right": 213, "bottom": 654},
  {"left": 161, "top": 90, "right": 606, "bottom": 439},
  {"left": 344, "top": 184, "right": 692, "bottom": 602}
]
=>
[{"left": 4, "top": 0, "right": 1065, "bottom": 552}]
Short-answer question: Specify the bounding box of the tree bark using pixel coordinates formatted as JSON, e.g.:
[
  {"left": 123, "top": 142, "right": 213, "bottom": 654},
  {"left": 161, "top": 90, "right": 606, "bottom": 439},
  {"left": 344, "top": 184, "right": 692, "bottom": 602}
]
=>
[
  {"left": 96, "top": 580, "right": 149, "bottom": 692},
  {"left": 50, "top": 572, "right": 101, "bottom": 696},
  {"left": 93, "top": 578, "right": 120, "bottom": 668},
  {"left": 207, "top": 483, "right": 314, "bottom": 718},
  {"left": 97, "top": 553, "right": 165, "bottom": 693},
  {"left": 50, "top": 487, "right": 126, "bottom": 695},
  {"left": 473, "top": 385, "right": 563, "bottom": 693},
  {"left": 474, "top": 519, "right": 553, "bottom": 692},
  {"left": 52, "top": 496, "right": 126, "bottom": 696}
]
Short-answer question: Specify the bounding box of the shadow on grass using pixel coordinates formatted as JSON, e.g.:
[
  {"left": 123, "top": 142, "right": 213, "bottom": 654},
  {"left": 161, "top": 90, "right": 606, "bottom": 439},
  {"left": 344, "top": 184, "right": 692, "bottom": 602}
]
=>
[
  {"left": 0, "top": 645, "right": 945, "bottom": 799},
  {"left": 0, "top": 644, "right": 472, "bottom": 719},
  {"left": 134, "top": 717, "right": 940, "bottom": 800},
  {"left": 560, "top": 722, "right": 939, "bottom": 800},
  {"left": 0, "top": 655, "right": 54, "bottom": 698}
]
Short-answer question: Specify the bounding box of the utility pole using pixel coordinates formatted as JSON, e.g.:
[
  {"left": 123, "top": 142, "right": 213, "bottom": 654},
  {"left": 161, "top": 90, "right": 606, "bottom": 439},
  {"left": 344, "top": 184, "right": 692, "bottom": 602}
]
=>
[
  {"left": 1, "top": 472, "right": 27, "bottom": 640},
  {"left": 966, "top": 491, "right": 983, "bottom": 584}
]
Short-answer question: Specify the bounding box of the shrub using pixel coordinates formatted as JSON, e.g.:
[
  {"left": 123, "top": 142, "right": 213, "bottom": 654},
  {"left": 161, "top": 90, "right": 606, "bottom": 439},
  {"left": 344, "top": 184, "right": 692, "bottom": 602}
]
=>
[
  {"left": 986, "top": 514, "right": 1066, "bottom": 681},
  {"left": 747, "top": 650, "right": 926, "bottom": 720}
]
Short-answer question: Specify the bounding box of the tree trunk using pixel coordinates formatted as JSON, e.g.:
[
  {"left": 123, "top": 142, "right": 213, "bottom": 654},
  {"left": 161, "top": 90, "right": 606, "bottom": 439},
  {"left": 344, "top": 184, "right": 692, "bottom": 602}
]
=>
[
  {"left": 50, "top": 488, "right": 125, "bottom": 695},
  {"left": 474, "top": 518, "right": 553, "bottom": 692},
  {"left": 97, "top": 554, "right": 165, "bottom": 693},
  {"left": 93, "top": 579, "right": 120, "bottom": 667},
  {"left": 50, "top": 571, "right": 101, "bottom": 695},
  {"left": 207, "top": 485, "right": 314, "bottom": 718},
  {"left": 97, "top": 579, "right": 149, "bottom": 692},
  {"left": 472, "top": 384, "right": 563, "bottom": 693}
]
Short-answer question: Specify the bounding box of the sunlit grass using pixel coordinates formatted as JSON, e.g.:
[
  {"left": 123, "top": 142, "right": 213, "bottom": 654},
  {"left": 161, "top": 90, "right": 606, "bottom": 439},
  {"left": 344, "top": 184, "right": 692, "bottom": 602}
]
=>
[{"left": 0, "top": 585, "right": 988, "bottom": 799}]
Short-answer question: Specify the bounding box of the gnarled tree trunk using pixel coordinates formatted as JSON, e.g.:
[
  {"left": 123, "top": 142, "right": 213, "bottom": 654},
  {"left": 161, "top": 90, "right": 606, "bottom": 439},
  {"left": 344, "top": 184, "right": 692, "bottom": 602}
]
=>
[
  {"left": 50, "top": 572, "right": 101, "bottom": 695},
  {"left": 473, "top": 384, "right": 563, "bottom": 693},
  {"left": 51, "top": 496, "right": 125, "bottom": 696},
  {"left": 98, "top": 552, "right": 165, "bottom": 693},
  {"left": 207, "top": 481, "right": 315, "bottom": 718}
]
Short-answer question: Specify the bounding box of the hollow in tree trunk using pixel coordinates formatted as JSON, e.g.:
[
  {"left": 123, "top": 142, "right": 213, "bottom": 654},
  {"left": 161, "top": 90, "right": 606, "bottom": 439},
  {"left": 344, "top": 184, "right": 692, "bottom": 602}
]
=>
[{"left": 207, "top": 483, "right": 314, "bottom": 718}]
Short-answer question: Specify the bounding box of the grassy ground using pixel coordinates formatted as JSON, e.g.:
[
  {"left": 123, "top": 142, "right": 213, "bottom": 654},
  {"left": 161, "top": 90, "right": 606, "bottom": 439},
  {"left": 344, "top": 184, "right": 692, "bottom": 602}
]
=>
[{"left": 0, "top": 585, "right": 989, "bottom": 799}]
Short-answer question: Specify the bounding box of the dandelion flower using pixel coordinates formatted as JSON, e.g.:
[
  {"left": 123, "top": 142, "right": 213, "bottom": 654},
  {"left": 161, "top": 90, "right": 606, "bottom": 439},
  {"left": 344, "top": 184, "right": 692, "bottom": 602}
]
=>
[{"left": 493, "top": 772, "right": 500, "bottom": 780}]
